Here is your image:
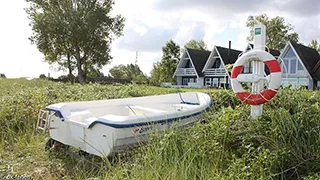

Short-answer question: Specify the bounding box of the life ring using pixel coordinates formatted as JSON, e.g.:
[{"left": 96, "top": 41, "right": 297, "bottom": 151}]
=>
[{"left": 231, "top": 49, "right": 282, "bottom": 105}]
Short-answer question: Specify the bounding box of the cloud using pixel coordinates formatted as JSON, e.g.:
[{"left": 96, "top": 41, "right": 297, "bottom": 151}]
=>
[
  {"left": 174, "top": 21, "right": 206, "bottom": 45},
  {"left": 116, "top": 24, "right": 178, "bottom": 53},
  {"left": 153, "top": 0, "right": 272, "bottom": 17},
  {"left": 235, "top": 32, "right": 249, "bottom": 51},
  {"left": 154, "top": 0, "right": 320, "bottom": 19},
  {"left": 273, "top": 0, "right": 320, "bottom": 17},
  {"left": 292, "top": 17, "right": 320, "bottom": 44}
]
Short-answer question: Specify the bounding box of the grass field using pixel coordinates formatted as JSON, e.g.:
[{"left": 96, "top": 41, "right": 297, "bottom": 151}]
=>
[{"left": 1, "top": 78, "right": 320, "bottom": 179}]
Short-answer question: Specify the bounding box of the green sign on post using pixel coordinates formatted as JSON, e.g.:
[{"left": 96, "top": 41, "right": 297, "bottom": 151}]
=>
[{"left": 255, "top": 28, "right": 261, "bottom": 35}]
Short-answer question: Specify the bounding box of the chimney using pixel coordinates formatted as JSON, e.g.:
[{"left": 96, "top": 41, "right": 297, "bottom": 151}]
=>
[{"left": 228, "top": 40, "right": 231, "bottom": 55}]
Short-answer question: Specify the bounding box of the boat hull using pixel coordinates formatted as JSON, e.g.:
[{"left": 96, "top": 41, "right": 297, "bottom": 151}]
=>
[{"left": 45, "top": 92, "right": 212, "bottom": 157}]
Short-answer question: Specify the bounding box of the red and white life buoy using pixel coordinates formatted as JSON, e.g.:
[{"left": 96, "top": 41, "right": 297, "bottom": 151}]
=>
[{"left": 231, "top": 49, "right": 282, "bottom": 105}]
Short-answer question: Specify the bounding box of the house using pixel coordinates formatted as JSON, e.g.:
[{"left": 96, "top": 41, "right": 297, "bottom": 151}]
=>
[
  {"left": 278, "top": 41, "right": 320, "bottom": 90},
  {"left": 173, "top": 44, "right": 242, "bottom": 88},
  {"left": 173, "top": 48, "right": 211, "bottom": 88},
  {"left": 201, "top": 45, "right": 242, "bottom": 88}
]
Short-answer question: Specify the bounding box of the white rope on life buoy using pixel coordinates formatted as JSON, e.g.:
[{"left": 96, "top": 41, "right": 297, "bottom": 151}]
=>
[{"left": 231, "top": 49, "right": 282, "bottom": 105}]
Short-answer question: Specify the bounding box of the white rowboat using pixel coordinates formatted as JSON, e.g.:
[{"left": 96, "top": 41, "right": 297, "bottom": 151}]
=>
[{"left": 37, "top": 92, "right": 212, "bottom": 157}]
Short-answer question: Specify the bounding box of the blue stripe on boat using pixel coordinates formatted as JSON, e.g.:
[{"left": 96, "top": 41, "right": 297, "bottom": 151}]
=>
[
  {"left": 46, "top": 107, "right": 64, "bottom": 120},
  {"left": 87, "top": 101, "right": 212, "bottom": 129}
]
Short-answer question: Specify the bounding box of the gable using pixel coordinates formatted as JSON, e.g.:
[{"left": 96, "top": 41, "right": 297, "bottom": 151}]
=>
[
  {"left": 280, "top": 45, "right": 306, "bottom": 75},
  {"left": 178, "top": 52, "right": 194, "bottom": 68},
  {"left": 291, "top": 43, "right": 320, "bottom": 80},
  {"left": 216, "top": 46, "right": 242, "bottom": 65},
  {"left": 202, "top": 46, "right": 223, "bottom": 71},
  {"left": 186, "top": 48, "right": 211, "bottom": 77}
]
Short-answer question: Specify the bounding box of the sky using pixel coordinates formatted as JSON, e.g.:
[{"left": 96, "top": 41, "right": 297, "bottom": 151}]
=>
[{"left": 1, "top": 0, "right": 320, "bottom": 78}]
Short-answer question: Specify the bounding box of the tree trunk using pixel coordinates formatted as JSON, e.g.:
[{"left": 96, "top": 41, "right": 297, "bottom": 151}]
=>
[
  {"left": 77, "top": 61, "right": 85, "bottom": 84},
  {"left": 75, "top": 51, "right": 85, "bottom": 84},
  {"left": 67, "top": 53, "right": 74, "bottom": 84},
  {"left": 84, "top": 61, "right": 88, "bottom": 82}
]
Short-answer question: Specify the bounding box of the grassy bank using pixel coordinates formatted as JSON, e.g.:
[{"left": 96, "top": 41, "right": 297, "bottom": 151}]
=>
[{"left": 1, "top": 78, "right": 320, "bottom": 179}]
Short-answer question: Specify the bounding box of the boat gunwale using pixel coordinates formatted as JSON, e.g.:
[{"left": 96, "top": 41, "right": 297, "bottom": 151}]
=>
[
  {"left": 45, "top": 92, "right": 213, "bottom": 128},
  {"left": 46, "top": 101, "right": 212, "bottom": 129}
]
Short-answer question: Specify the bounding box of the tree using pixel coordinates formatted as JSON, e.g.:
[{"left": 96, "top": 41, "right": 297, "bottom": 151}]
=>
[
  {"left": 309, "top": 39, "right": 320, "bottom": 51},
  {"left": 184, "top": 39, "right": 208, "bottom": 51},
  {"left": 109, "top": 64, "right": 126, "bottom": 79},
  {"left": 0, "top": 73, "right": 6, "bottom": 78},
  {"left": 150, "top": 40, "right": 180, "bottom": 85},
  {"left": 246, "top": 14, "right": 299, "bottom": 50},
  {"left": 161, "top": 40, "right": 180, "bottom": 83},
  {"left": 26, "top": 0, "right": 125, "bottom": 84},
  {"left": 39, "top": 74, "right": 46, "bottom": 79},
  {"left": 150, "top": 62, "right": 162, "bottom": 85},
  {"left": 109, "top": 64, "right": 148, "bottom": 84}
]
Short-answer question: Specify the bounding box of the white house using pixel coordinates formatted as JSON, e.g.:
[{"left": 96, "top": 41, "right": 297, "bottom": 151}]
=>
[
  {"left": 201, "top": 45, "right": 242, "bottom": 88},
  {"left": 173, "top": 44, "right": 242, "bottom": 88},
  {"left": 173, "top": 48, "right": 210, "bottom": 88},
  {"left": 279, "top": 41, "right": 320, "bottom": 90}
]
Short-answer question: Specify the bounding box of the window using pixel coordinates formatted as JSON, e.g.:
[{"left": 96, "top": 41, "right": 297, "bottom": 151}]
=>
[
  {"left": 298, "top": 78, "right": 308, "bottom": 86},
  {"left": 284, "top": 48, "right": 296, "bottom": 59},
  {"left": 212, "top": 78, "right": 219, "bottom": 87},
  {"left": 281, "top": 78, "right": 309, "bottom": 88},
  {"left": 185, "top": 61, "right": 191, "bottom": 68},
  {"left": 290, "top": 59, "right": 296, "bottom": 73},
  {"left": 219, "top": 77, "right": 226, "bottom": 83},
  {"left": 298, "top": 61, "right": 304, "bottom": 70},
  {"left": 212, "top": 59, "right": 221, "bottom": 68},
  {"left": 283, "top": 59, "right": 289, "bottom": 72},
  {"left": 182, "top": 78, "right": 188, "bottom": 85},
  {"left": 281, "top": 47, "right": 306, "bottom": 74},
  {"left": 205, "top": 78, "right": 212, "bottom": 86}
]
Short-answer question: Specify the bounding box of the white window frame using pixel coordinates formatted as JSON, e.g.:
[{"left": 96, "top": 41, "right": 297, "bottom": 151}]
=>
[{"left": 282, "top": 57, "right": 305, "bottom": 75}]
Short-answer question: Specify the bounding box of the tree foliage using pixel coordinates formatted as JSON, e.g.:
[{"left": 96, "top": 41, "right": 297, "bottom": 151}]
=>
[
  {"left": 150, "top": 40, "right": 180, "bottom": 85},
  {"left": 109, "top": 64, "right": 126, "bottom": 79},
  {"left": 109, "top": 64, "right": 148, "bottom": 84},
  {"left": 150, "top": 62, "right": 162, "bottom": 85},
  {"left": 184, "top": 39, "right": 208, "bottom": 51},
  {"left": 26, "top": 0, "right": 125, "bottom": 84},
  {"left": 39, "top": 74, "right": 47, "bottom": 79},
  {"left": 246, "top": 14, "right": 299, "bottom": 50},
  {"left": 309, "top": 39, "right": 320, "bottom": 51}
]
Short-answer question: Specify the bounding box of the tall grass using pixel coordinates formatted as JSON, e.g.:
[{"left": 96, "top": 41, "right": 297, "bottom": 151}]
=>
[{"left": 1, "top": 79, "right": 320, "bottom": 179}]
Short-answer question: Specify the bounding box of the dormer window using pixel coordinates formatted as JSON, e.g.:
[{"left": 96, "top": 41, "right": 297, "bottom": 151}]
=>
[
  {"left": 212, "top": 59, "right": 221, "bottom": 68},
  {"left": 281, "top": 47, "right": 304, "bottom": 74},
  {"left": 185, "top": 60, "right": 192, "bottom": 68}
]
